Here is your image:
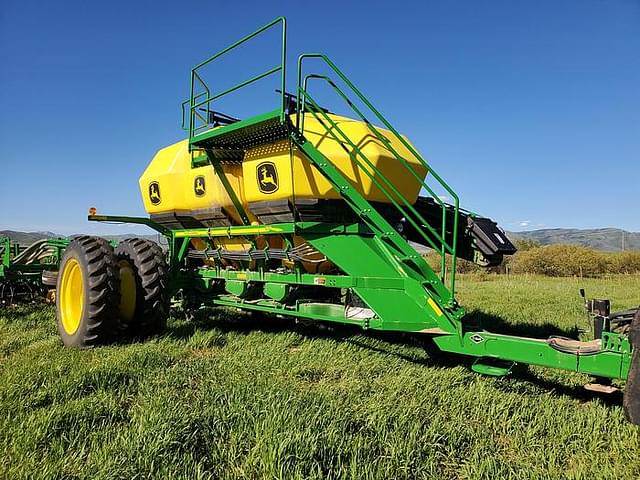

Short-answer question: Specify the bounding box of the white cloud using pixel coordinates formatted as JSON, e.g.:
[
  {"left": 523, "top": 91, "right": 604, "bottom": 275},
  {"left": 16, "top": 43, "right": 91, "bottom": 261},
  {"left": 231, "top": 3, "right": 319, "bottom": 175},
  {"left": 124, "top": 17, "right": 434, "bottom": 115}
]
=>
[{"left": 519, "top": 220, "right": 530, "bottom": 227}]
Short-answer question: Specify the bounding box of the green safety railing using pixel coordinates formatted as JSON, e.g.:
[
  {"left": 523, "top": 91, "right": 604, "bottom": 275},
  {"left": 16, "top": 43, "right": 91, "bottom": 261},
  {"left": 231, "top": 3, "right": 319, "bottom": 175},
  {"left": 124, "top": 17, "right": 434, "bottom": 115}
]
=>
[
  {"left": 187, "top": 17, "right": 287, "bottom": 145},
  {"left": 0, "top": 237, "right": 10, "bottom": 271},
  {"left": 295, "top": 54, "right": 460, "bottom": 294}
]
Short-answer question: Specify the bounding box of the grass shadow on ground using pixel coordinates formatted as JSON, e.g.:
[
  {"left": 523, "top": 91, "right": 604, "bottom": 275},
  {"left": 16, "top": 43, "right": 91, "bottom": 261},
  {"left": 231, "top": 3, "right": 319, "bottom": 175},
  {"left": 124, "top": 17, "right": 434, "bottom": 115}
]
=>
[
  {"left": 168, "top": 308, "right": 460, "bottom": 369},
  {"left": 464, "top": 309, "right": 581, "bottom": 339},
  {"left": 166, "top": 307, "right": 359, "bottom": 341},
  {"left": 508, "top": 366, "right": 623, "bottom": 406},
  {"left": 164, "top": 307, "right": 623, "bottom": 406},
  {"left": 2, "top": 302, "right": 625, "bottom": 426}
]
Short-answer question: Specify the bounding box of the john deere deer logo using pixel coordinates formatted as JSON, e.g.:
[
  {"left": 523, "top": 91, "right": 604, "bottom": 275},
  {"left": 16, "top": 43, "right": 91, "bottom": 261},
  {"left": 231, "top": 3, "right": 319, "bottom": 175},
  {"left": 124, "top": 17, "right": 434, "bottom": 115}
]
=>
[
  {"left": 257, "top": 162, "right": 278, "bottom": 194},
  {"left": 149, "top": 182, "right": 161, "bottom": 205},
  {"left": 194, "top": 175, "right": 206, "bottom": 197}
]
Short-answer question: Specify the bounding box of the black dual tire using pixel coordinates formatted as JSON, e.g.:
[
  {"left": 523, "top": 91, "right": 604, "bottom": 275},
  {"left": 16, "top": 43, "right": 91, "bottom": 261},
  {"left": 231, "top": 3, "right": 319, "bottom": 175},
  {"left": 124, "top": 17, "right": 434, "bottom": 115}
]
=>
[
  {"left": 56, "top": 236, "right": 120, "bottom": 347},
  {"left": 114, "top": 238, "right": 169, "bottom": 336},
  {"left": 623, "top": 309, "right": 640, "bottom": 424},
  {"left": 55, "top": 236, "right": 168, "bottom": 348}
]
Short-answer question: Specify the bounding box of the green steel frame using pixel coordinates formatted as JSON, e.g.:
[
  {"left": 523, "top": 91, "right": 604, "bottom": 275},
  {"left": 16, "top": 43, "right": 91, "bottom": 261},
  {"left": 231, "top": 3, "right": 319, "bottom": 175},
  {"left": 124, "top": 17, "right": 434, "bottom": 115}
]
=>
[
  {"left": 89, "top": 17, "right": 632, "bottom": 383},
  {"left": 89, "top": 211, "right": 632, "bottom": 381},
  {"left": 0, "top": 236, "right": 68, "bottom": 293}
]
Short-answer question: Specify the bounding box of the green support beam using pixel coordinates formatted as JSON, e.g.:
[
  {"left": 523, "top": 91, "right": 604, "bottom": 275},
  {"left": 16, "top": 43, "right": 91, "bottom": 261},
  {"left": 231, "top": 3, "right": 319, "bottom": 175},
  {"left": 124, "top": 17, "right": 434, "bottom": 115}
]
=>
[{"left": 435, "top": 331, "right": 630, "bottom": 380}]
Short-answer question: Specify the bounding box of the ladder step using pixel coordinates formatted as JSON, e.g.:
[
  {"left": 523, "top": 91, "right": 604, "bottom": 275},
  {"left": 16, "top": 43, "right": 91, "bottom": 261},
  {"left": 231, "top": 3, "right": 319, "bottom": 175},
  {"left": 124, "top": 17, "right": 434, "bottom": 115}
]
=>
[
  {"left": 190, "top": 109, "right": 288, "bottom": 151},
  {"left": 471, "top": 358, "right": 514, "bottom": 377}
]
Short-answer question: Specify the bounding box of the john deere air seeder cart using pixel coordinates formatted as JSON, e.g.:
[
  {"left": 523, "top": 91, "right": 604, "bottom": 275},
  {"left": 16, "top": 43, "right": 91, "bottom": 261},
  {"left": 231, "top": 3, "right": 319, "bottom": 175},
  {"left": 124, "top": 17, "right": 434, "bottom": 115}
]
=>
[{"left": 53, "top": 18, "right": 640, "bottom": 422}]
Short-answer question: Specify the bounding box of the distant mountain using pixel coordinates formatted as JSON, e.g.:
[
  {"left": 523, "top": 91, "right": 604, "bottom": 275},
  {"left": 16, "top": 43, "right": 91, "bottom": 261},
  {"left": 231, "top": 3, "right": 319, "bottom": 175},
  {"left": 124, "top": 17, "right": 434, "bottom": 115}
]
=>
[
  {"left": 98, "top": 234, "right": 166, "bottom": 245},
  {"left": 0, "top": 230, "right": 62, "bottom": 245},
  {"left": 507, "top": 228, "right": 640, "bottom": 252},
  {"left": 0, "top": 230, "right": 163, "bottom": 246},
  {"left": 3, "top": 228, "right": 638, "bottom": 252}
]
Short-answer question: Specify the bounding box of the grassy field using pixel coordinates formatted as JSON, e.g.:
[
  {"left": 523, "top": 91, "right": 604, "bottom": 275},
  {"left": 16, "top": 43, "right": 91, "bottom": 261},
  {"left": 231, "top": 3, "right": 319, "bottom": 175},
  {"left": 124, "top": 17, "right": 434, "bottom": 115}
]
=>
[{"left": 1, "top": 274, "right": 640, "bottom": 479}]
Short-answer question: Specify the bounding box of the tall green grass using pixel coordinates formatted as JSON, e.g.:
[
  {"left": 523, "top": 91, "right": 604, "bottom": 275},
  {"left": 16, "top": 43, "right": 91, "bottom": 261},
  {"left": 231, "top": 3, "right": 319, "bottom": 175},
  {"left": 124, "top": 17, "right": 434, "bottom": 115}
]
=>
[{"left": 1, "top": 275, "right": 640, "bottom": 479}]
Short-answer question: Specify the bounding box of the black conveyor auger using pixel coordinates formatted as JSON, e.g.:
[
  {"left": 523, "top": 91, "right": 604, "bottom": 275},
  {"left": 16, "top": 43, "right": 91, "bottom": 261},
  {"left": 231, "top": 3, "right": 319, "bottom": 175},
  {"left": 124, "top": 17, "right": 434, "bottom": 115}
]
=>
[{"left": 395, "top": 196, "right": 517, "bottom": 267}]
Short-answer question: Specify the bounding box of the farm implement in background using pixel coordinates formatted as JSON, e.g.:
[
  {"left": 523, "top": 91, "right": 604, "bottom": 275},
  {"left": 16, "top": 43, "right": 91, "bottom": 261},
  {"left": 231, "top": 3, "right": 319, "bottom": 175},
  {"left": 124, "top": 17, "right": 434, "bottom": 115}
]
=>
[
  {"left": 42, "top": 18, "right": 640, "bottom": 423},
  {"left": 0, "top": 236, "right": 68, "bottom": 305}
]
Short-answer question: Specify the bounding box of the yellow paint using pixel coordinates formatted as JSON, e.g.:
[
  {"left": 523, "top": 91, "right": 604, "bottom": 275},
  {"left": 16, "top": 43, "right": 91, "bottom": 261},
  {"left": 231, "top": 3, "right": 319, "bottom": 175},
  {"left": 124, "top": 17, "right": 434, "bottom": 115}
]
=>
[
  {"left": 118, "top": 260, "right": 137, "bottom": 322},
  {"left": 427, "top": 297, "right": 443, "bottom": 317},
  {"left": 174, "top": 225, "right": 284, "bottom": 238},
  {"left": 59, "top": 258, "right": 84, "bottom": 335},
  {"left": 243, "top": 114, "right": 427, "bottom": 204},
  {"left": 291, "top": 234, "right": 333, "bottom": 274},
  {"left": 139, "top": 140, "right": 245, "bottom": 221},
  {"left": 139, "top": 112, "right": 424, "bottom": 275},
  {"left": 139, "top": 113, "right": 427, "bottom": 218}
]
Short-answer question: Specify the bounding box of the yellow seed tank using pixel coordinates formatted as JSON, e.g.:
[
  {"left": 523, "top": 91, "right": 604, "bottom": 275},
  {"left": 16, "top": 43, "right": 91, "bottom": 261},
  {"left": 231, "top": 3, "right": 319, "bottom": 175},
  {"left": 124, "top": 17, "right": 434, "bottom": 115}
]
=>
[{"left": 139, "top": 113, "right": 427, "bottom": 225}]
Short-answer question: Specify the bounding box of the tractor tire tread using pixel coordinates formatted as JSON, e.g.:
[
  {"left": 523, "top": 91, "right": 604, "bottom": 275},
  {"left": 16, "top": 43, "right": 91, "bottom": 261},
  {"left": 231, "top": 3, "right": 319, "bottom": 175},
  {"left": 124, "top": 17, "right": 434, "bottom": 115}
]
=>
[
  {"left": 115, "top": 238, "right": 168, "bottom": 336},
  {"left": 624, "top": 308, "right": 640, "bottom": 424},
  {"left": 56, "top": 236, "right": 120, "bottom": 347}
]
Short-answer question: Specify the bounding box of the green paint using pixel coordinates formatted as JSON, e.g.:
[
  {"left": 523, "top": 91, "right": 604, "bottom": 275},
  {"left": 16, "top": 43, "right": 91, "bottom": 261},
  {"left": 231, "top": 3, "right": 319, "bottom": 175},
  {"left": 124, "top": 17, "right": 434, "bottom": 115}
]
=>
[
  {"left": 224, "top": 280, "right": 248, "bottom": 297},
  {"left": 85, "top": 17, "right": 634, "bottom": 383},
  {"left": 264, "top": 282, "right": 289, "bottom": 302},
  {"left": 0, "top": 236, "right": 68, "bottom": 288},
  {"left": 205, "top": 150, "right": 250, "bottom": 225}
]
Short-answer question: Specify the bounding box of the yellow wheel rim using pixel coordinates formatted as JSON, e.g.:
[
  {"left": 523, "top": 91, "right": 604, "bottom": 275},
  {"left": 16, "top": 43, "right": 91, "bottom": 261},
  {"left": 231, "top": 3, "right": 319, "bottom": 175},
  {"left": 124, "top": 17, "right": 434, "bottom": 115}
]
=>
[
  {"left": 60, "top": 258, "right": 84, "bottom": 335},
  {"left": 119, "top": 260, "right": 136, "bottom": 322}
]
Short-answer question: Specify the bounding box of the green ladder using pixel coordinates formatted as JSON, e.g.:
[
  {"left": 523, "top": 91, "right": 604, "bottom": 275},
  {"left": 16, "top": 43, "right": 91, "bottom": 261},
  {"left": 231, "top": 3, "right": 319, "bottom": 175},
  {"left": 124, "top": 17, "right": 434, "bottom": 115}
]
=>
[{"left": 185, "top": 17, "right": 465, "bottom": 335}]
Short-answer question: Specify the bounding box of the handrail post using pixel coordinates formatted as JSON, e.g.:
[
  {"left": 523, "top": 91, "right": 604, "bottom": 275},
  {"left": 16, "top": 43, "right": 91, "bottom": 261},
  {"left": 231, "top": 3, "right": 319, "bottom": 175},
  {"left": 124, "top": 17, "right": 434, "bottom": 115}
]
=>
[
  {"left": 187, "top": 16, "right": 287, "bottom": 146},
  {"left": 280, "top": 17, "right": 287, "bottom": 122},
  {"left": 189, "top": 70, "right": 195, "bottom": 151}
]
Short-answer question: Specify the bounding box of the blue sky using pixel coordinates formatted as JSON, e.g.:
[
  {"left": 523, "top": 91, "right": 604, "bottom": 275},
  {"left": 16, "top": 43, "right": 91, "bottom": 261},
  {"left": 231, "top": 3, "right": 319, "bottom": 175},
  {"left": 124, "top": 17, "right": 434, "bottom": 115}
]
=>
[{"left": 1, "top": 0, "right": 638, "bottom": 235}]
